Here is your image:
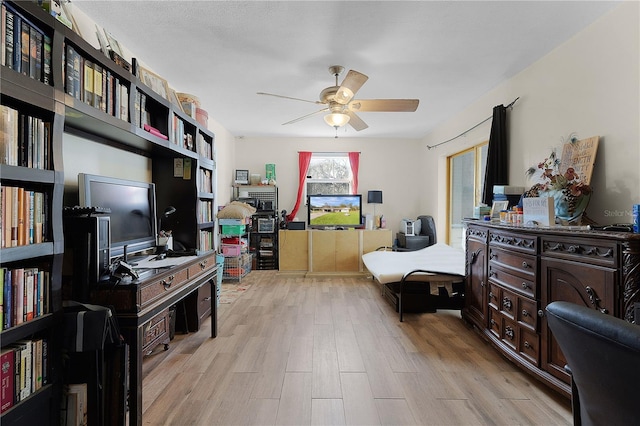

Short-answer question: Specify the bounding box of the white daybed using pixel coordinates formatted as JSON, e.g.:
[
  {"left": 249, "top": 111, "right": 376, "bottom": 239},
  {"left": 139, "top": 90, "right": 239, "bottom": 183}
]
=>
[{"left": 362, "top": 243, "right": 466, "bottom": 321}]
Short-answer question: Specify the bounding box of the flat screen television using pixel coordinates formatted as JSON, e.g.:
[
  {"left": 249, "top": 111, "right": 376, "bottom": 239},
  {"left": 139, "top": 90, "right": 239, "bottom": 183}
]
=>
[
  {"left": 78, "top": 173, "right": 158, "bottom": 260},
  {"left": 307, "top": 194, "right": 362, "bottom": 229}
]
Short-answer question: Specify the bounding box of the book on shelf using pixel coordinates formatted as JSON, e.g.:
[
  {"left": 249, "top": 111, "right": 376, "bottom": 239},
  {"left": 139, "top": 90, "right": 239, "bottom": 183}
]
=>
[
  {"left": 1, "top": 266, "right": 49, "bottom": 329},
  {"left": 0, "top": 347, "right": 14, "bottom": 414},
  {"left": 82, "top": 59, "right": 94, "bottom": 106},
  {"left": 92, "top": 63, "right": 103, "bottom": 110},
  {"left": 143, "top": 123, "right": 168, "bottom": 140},
  {"left": 43, "top": 34, "right": 52, "bottom": 84},
  {"left": 2, "top": 267, "right": 11, "bottom": 330}
]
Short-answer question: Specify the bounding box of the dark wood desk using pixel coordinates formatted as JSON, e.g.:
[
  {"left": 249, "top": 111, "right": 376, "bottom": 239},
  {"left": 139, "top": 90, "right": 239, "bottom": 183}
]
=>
[{"left": 90, "top": 253, "right": 218, "bottom": 425}]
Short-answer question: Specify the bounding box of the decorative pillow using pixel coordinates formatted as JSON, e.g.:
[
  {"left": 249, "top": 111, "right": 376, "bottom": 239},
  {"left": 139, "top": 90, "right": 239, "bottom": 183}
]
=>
[{"left": 216, "top": 201, "right": 257, "bottom": 219}]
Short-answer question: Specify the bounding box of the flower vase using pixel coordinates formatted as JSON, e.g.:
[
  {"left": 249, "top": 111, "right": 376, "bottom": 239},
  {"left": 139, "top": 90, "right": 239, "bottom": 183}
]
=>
[{"left": 539, "top": 189, "right": 590, "bottom": 225}]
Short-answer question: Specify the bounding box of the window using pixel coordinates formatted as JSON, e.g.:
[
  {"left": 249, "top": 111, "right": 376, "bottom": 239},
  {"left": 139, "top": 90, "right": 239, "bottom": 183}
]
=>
[
  {"left": 447, "top": 142, "right": 488, "bottom": 248},
  {"left": 306, "top": 153, "right": 353, "bottom": 197}
]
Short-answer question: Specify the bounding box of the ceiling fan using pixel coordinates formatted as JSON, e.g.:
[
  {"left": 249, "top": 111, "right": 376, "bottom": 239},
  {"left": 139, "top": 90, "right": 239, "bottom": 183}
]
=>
[{"left": 257, "top": 65, "right": 419, "bottom": 132}]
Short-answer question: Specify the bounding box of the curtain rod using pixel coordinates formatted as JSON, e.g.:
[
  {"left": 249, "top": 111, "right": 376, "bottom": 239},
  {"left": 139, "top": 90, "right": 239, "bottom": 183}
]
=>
[
  {"left": 426, "top": 97, "right": 519, "bottom": 150},
  {"left": 297, "top": 151, "right": 361, "bottom": 154}
]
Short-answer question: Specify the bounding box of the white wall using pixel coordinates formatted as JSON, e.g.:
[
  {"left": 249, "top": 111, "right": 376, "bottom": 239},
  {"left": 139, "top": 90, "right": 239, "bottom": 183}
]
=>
[
  {"left": 422, "top": 1, "right": 639, "bottom": 239},
  {"left": 232, "top": 137, "right": 423, "bottom": 237}
]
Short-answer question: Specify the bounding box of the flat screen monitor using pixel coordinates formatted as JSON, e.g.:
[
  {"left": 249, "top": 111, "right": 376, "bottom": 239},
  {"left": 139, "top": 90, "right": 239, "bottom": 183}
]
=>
[
  {"left": 78, "top": 173, "right": 157, "bottom": 260},
  {"left": 307, "top": 194, "right": 362, "bottom": 229}
]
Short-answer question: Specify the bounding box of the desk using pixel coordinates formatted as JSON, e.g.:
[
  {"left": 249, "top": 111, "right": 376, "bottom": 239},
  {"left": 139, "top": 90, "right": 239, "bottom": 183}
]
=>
[{"left": 90, "top": 253, "right": 218, "bottom": 425}]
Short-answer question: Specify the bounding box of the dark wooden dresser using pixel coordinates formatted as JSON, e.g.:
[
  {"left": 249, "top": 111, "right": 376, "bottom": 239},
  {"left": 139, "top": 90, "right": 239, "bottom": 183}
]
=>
[
  {"left": 463, "top": 221, "right": 640, "bottom": 397},
  {"left": 90, "top": 253, "right": 218, "bottom": 425}
]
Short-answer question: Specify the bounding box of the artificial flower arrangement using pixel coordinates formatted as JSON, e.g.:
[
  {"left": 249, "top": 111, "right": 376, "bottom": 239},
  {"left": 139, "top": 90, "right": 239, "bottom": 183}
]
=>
[{"left": 524, "top": 134, "right": 592, "bottom": 222}]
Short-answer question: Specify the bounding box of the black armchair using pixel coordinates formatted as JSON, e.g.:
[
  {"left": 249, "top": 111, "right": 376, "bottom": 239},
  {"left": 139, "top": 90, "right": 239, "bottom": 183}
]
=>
[{"left": 545, "top": 301, "right": 640, "bottom": 426}]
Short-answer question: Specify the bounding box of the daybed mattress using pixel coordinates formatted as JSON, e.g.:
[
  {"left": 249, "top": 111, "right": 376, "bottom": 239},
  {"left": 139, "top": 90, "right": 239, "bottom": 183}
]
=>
[{"left": 362, "top": 243, "right": 465, "bottom": 285}]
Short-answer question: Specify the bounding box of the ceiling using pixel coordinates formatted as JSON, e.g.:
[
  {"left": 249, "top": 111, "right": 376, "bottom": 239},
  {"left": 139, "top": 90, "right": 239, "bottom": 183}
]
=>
[{"left": 72, "top": 1, "right": 620, "bottom": 139}]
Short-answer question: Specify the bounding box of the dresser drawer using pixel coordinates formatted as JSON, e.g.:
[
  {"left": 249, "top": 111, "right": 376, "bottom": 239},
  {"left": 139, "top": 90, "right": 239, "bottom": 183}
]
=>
[
  {"left": 519, "top": 327, "right": 540, "bottom": 367},
  {"left": 489, "top": 247, "right": 536, "bottom": 279},
  {"left": 517, "top": 295, "right": 538, "bottom": 332},
  {"left": 489, "top": 308, "right": 502, "bottom": 339},
  {"left": 489, "top": 264, "right": 536, "bottom": 298},
  {"left": 489, "top": 230, "right": 537, "bottom": 254},
  {"left": 541, "top": 236, "right": 617, "bottom": 267},
  {"left": 502, "top": 317, "right": 517, "bottom": 351},
  {"left": 488, "top": 282, "right": 501, "bottom": 311}
]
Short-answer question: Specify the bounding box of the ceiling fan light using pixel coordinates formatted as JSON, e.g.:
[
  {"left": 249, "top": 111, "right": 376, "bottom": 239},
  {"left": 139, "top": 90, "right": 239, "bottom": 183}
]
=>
[
  {"left": 324, "top": 113, "right": 350, "bottom": 128},
  {"left": 334, "top": 88, "right": 354, "bottom": 103}
]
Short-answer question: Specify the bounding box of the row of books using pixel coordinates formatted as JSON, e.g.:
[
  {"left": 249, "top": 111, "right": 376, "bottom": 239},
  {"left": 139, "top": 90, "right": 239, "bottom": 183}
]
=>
[
  {"left": 197, "top": 133, "right": 212, "bottom": 160},
  {"left": 0, "top": 105, "right": 52, "bottom": 170},
  {"left": 1, "top": 2, "right": 53, "bottom": 85},
  {"left": 0, "top": 186, "right": 48, "bottom": 249},
  {"left": 171, "top": 114, "right": 195, "bottom": 151},
  {"left": 199, "top": 168, "right": 212, "bottom": 193},
  {"left": 1, "top": 266, "right": 50, "bottom": 331},
  {"left": 199, "top": 230, "right": 214, "bottom": 252},
  {"left": 134, "top": 91, "right": 153, "bottom": 131},
  {"left": 64, "top": 43, "right": 129, "bottom": 121},
  {"left": 0, "top": 337, "right": 49, "bottom": 414},
  {"left": 198, "top": 200, "right": 213, "bottom": 223}
]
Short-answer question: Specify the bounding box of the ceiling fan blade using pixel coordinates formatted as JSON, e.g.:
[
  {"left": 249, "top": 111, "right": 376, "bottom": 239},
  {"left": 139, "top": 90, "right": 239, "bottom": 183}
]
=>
[
  {"left": 334, "top": 70, "right": 368, "bottom": 105},
  {"left": 346, "top": 111, "right": 368, "bottom": 131},
  {"left": 257, "top": 92, "right": 322, "bottom": 105},
  {"left": 349, "top": 99, "right": 419, "bottom": 112},
  {"left": 282, "top": 107, "right": 329, "bottom": 125}
]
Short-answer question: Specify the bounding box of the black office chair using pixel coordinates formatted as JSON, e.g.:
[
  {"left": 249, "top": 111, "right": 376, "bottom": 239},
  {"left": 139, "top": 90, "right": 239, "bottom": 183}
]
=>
[{"left": 545, "top": 301, "right": 640, "bottom": 426}]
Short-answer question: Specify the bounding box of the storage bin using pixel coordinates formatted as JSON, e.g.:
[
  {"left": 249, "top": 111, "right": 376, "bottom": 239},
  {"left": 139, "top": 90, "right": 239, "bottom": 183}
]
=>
[
  {"left": 221, "top": 244, "right": 243, "bottom": 256},
  {"left": 221, "top": 224, "right": 246, "bottom": 235},
  {"left": 219, "top": 218, "right": 246, "bottom": 225}
]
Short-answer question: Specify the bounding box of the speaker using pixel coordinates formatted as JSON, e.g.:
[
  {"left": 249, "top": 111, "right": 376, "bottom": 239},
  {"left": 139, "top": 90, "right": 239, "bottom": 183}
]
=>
[
  {"left": 64, "top": 215, "right": 111, "bottom": 301},
  {"left": 287, "top": 221, "right": 305, "bottom": 230}
]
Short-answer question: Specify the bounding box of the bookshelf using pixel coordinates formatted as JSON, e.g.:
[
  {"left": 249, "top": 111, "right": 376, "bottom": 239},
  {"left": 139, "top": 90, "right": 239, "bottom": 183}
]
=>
[{"left": 1, "top": 1, "right": 216, "bottom": 424}]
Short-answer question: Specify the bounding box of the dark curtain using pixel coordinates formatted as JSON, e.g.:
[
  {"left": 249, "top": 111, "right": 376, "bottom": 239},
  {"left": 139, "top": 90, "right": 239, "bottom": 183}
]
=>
[{"left": 482, "top": 104, "right": 508, "bottom": 205}]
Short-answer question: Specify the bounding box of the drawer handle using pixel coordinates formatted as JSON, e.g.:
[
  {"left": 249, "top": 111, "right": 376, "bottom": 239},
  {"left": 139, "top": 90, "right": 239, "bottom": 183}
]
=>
[
  {"left": 568, "top": 245, "right": 580, "bottom": 253},
  {"left": 522, "top": 309, "right": 530, "bottom": 317},
  {"left": 489, "top": 271, "right": 497, "bottom": 278},
  {"left": 490, "top": 253, "right": 496, "bottom": 260},
  {"left": 489, "top": 291, "right": 494, "bottom": 300},
  {"left": 538, "top": 309, "right": 544, "bottom": 318},
  {"left": 480, "top": 280, "right": 485, "bottom": 288},
  {"left": 505, "top": 326, "right": 514, "bottom": 340},
  {"left": 521, "top": 282, "right": 530, "bottom": 290},
  {"left": 200, "top": 259, "right": 208, "bottom": 270},
  {"left": 502, "top": 297, "right": 512, "bottom": 310},
  {"left": 524, "top": 341, "right": 532, "bottom": 349},
  {"left": 522, "top": 261, "right": 530, "bottom": 269},
  {"left": 490, "top": 319, "right": 496, "bottom": 326},
  {"left": 162, "top": 274, "right": 175, "bottom": 290},
  {"left": 203, "top": 296, "right": 212, "bottom": 301}
]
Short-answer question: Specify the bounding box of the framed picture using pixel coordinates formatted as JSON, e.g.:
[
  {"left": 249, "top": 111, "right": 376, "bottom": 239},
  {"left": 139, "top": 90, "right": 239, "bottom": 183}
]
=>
[
  {"left": 138, "top": 66, "right": 170, "bottom": 100},
  {"left": 169, "top": 89, "right": 184, "bottom": 113},
  {"left": 491, "top": 200, "right": 509, "bottom": 219},
  {"left": 95, "top": 25, "right": 110, "bottom": 56},
  {"left": 235, "top": 170, "right": 249, "bottom": 184},
  {"left": 103, "top": 29, "right": 123, "bottom": 56}
]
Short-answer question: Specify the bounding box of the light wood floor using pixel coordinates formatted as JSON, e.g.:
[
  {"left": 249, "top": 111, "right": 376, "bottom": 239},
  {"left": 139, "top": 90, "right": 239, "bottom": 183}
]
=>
[{"left": 141, "top": 271, "right": 571, "bottom": 425}]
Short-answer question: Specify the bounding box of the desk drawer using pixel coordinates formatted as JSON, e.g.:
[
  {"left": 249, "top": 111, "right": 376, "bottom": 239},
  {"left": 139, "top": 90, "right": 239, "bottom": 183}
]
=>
[
  {"left": 188, "top": 254, "right": 216, "bottom": 279},
  {"left": 143, "top": 308, "right": 170, "bottom": 354},
  {"left": 140, "top": 268, "right": 189, "bottom": 309}
]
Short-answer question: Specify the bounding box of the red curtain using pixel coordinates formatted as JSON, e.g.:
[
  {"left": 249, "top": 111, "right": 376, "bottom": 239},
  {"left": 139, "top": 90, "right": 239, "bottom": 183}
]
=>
[
  {"left": 348, "top": 152, "right": 360, "bottom": 194},
  {"left": 286, "top": 151, "right": 312, "bottom": 222}
]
